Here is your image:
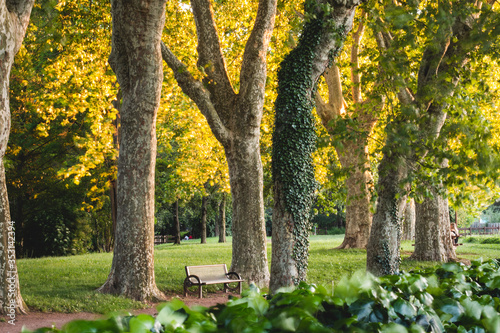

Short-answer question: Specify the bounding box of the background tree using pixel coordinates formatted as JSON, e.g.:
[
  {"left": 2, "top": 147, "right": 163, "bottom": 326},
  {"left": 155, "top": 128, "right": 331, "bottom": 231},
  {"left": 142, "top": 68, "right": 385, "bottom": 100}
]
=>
[
  {"left": 315, "top": 12, "right": 382, "bottom": 249},
  {"left": 271, "top": 0, "right": 362, "bottom": 293},
  {"left": 366, "top": 0, "right": 500, "bottom": 275},
  {"left": 161, "top": 0, "right": 277, "bottom": 286},
  {"left": 0, "top": 0, "right": 35, "bottom": 315},
  {"left": 98, "top": 0, "right": 167, "bottom": 301}
]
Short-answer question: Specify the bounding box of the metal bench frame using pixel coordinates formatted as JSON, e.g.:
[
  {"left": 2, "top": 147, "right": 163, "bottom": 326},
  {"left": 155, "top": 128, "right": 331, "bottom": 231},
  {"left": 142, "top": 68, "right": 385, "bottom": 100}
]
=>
[{"left": 183, "top": 264, "right": 244, "bottom": 298}]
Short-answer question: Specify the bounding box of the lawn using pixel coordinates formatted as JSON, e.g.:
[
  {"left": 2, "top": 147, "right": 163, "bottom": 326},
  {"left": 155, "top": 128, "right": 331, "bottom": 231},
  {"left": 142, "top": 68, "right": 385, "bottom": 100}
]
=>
[{"left": 17, "top": 235, "right": 500, "bottom": 313}]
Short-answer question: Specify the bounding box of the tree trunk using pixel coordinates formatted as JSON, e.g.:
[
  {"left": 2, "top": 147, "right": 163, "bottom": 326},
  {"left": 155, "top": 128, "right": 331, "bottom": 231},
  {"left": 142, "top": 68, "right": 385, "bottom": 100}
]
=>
[
  {"left": 174, "top": 199, "right": 181, "bottom": 245},
  {"left": 200, "top": 194, "right": 208, "bottom": 244},
  {"left": 218, "top": 192, "right": 226, "bottom": 243},
  {"left": 226, "top": 139, "right": 269, "bottom": 283},
  {"left": 401, "top": 198, "right": 415, "bottom": 241},
  {"left": 108, "top": 179, "right": 117, "bottom": 251},
  {"left": 366, "top": 151, "right": 410, "bottom": 276},
  {"left": 108, "top": 90, "right": 121, "bottom": 252},
  {"left": 161, "top": 0, "right": 277, "bottom": 287},
  {"left": 0, "top": 0, "right": 35, "bottom": 316},
  {"left": 411, "top": 187, "right": 456, "bottom": 262},
  {"left": 214, "top": 206, "right": 220, "bottom": 238},
  {"left": 335, "top": 140, "right": 373, "bottom": 249},
  {"left": 271, "top": 1, "right": 361, "bottom": 293},
  {"left": 97, "top": 0, "right": 166, "bottom": 302}
]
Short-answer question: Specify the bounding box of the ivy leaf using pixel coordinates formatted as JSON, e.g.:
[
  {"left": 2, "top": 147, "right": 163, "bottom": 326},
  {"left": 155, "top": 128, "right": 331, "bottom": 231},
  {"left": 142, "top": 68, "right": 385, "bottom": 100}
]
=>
[
  {"left": 435, "top": 298, "right": 464, "bottom": 322},
  {"left": 393, "top": 299, "right": 417, "bottom": 319},
  {"left": 349, "top": 299, "right": 375, "bottom": 322},
  {"left": 461, "top": 298, "right": 482, "bottom": 321}
]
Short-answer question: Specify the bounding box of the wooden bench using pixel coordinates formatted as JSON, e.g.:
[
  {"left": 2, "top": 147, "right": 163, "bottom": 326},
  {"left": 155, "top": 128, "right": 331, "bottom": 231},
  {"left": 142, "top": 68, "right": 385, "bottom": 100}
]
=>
[{"left": 183, "top": 264, "right": 244, "bottom": 298}]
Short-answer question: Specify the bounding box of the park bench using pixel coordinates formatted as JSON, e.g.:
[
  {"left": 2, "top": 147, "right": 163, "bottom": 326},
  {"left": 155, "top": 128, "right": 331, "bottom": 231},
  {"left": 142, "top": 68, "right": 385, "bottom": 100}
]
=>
[{"left": 183, "top": 264, "right": 244, "bottom": 298}]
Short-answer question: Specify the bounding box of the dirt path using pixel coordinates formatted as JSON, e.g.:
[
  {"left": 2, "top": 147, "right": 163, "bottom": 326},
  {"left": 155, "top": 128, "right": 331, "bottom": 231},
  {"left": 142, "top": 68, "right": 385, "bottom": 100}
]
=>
[{"left": 0, "top": 294, "right": 231, "bottom": 333}]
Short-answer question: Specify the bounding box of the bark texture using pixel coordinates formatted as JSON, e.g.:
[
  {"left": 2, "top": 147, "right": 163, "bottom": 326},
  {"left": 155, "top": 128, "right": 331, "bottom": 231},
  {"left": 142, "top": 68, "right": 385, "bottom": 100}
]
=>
[
  {"left": 366, "top": 152, "right": 410, "bottom": 276},
  {"left": 401, "top": 199, "right": 415, "bottom": 241},
  {"left": 162, "top": 0, "right": 276, "bottom": 287},
  {"left": 270, "top": 0, "right": 362, "bottom": 293},
  {"left": 0, "top": 0, "right": 34, "bottom": 316},
  {"left": 315, "top": 16, "right": 379, "bottom": 249},
  {"left": 367, "top": 3, "right": 480, "bottom": 275},
  {"left": 98, "top": 0, "right": 166, "bottom": 301},
  {"left": 200, "top": 194, "right": 208, "bottom": 244},
  {"left": 411, "top": 187, "right": 456, "bottom": 261}
]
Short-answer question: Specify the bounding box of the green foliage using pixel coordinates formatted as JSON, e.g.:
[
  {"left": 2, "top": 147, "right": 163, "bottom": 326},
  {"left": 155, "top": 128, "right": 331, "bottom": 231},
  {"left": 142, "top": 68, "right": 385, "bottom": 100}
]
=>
[
  {"left": 25, "top": 260, "right": 500, "bottom": 332},
  {"left": 464, "top": 236, "right": 500, "bottom": 244},
  {"left": 272, "top": 15, "right": 323, "bottom": 283}
]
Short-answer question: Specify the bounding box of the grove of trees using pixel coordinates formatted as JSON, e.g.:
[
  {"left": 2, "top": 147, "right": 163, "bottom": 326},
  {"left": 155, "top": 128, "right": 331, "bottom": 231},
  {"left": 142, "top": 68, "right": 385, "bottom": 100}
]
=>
[{"left": 1, "top": 0, "right": 499, "bottom": 312}]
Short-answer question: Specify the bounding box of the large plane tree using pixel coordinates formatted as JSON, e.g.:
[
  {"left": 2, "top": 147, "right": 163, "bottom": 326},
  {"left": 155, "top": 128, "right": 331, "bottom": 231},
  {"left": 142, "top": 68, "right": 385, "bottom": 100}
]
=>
[
  {"left": 98, "top": 0, "right": 167, "bottom": 301},
  {"left": 161, "top": 0, "right": 277, "bottom": 286}
]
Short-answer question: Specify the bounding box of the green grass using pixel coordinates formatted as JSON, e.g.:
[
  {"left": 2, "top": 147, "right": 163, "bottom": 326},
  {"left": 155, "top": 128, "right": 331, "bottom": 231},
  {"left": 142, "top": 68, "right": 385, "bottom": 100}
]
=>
[{"left": 18, "top": 235, "right": 500, "bottom": 313}]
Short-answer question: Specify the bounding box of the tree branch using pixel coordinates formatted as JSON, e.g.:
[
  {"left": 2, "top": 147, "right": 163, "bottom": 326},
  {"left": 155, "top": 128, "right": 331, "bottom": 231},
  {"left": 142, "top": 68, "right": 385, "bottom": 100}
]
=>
[
  {"left": 190, "top": 0, "right": 234, "bottom": 99},
  {"left": 161, "top": 42, "right": 230, "bottom": 146},
  {"left": 374, "top": 30, "right": 414, "bottom": 105},
  {"left": 351, "top": 11, "right": 366, "bottom": 104},
  {"left": 239, "top": 0, "right": 277, "bottom": 107}
]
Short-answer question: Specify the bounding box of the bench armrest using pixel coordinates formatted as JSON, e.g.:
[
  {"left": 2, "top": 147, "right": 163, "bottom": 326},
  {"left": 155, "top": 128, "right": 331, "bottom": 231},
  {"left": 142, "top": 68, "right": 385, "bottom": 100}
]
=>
[
  {"left": 185, "top": 274, "right": 203, "bottom": 285},
  {"left": 226, "top": 271, "right": 243, "bottom": 280}
]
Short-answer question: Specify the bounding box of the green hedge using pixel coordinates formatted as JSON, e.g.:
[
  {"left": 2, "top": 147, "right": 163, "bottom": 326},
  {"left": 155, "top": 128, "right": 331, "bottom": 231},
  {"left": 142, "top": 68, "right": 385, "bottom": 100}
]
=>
[{"left": 27, "top": 259, "right": 500, "bottom": 332}]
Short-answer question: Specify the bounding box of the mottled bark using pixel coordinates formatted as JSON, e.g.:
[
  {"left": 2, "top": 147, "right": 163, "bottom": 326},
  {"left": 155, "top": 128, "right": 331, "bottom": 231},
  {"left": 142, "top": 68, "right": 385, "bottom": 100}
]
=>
[
  {"left": 218, "top": 192, "right": 226, "bottom": 243},
  {"left": 98, "top": 0, "right": 166, "bottom": 301},
  {"left": 174, "top": 199, "right": 180, "bottom": 245},
  {"left": 200, "top": 194, "right": 207, "bottom": 244},
  {"left": 336, "top": 143, "right": 373, "bottom": 249},
  {"left": 271, "top": 1, "right": 362, "bottom": 293},
  {"left": 162, "top": 0, "right": 276, "bottom": 287},
  {"left": 0, "top": 0, "right": 34, "bottom": 316},
  {"left": 366, "top": 152, "right": 410, "bottom": 276},
  {"left": 411, "top": 188, "right": 456, "bottom": 262},
  {"left": 401, "top": 199, "right": 415, "bottom": 241}
]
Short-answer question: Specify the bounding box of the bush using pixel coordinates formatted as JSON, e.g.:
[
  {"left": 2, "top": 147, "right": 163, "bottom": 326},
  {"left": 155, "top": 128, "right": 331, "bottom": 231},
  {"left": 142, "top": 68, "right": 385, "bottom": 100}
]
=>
[
  {"left": 27, "top": 259, "right": 500, "bottom": 332},
  {"left": 464, "top": 236, "right": 500, "bottom": 244}
]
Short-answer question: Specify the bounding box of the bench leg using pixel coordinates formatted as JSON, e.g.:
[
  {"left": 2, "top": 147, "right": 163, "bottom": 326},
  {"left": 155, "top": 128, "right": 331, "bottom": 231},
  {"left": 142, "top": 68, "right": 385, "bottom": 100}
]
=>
[
  {"left": 239, "top": 282, "right": 242, "bottom": 295},
  {"left": 199, "top": 285, "right": 203, "bottom": 299}
]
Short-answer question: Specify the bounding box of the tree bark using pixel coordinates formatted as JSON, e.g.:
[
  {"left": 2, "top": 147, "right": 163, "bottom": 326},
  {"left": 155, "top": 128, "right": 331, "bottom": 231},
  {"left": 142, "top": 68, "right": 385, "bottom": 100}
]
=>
[
  {"left": 174, "top": 199, "right": 181, "bottom": 245},
  {"left": 200, "top": 194, "right": 208, "bottom": 244},
  {"left": 411, "top": 187, "right": 456, "bottom": 262},
  {"left": 0, "top": 0, "right": 35, "bottom": 316},
  {"left": 218, "top": 192, "right": 226, "bottom": 243},
  {"left": 336, "top": 143, "right": 373, "bottom": 249},
  {"left": 401, "top": 198, "right": 415, "bottom": 241},
  {"left": 161, "top": 0, "right": 276, "bottom": 287},
  {"left": 270, "top": 1, "right": 362, "bottom": 293},
  {"left": 97, "top": 0, "right": 166, "bottom": 301},
  {"left": 108, "top": 90, "right": 121, "bottom": 252},
  {"left": 366, "top": 151, "right": 410, "bottom": 276}
]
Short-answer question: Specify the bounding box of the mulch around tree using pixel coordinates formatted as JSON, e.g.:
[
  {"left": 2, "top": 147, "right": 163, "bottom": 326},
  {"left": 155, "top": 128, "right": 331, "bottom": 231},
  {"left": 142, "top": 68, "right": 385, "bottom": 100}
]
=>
[{"left": 0, "top": 293, "right": 232, "bottom": 333}]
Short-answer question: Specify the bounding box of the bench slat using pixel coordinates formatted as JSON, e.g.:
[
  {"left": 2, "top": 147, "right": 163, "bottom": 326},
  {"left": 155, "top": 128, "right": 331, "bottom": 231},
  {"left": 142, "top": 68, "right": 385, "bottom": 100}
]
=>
[{"left": 184, "top": 264, "right": 244, "bottom": 298}]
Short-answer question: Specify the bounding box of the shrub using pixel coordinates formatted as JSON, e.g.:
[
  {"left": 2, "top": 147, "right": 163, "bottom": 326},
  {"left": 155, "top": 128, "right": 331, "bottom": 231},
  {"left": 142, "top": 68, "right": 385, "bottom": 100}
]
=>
[{"left": 27, "top": 259, "right": 500, "bottom": 332}]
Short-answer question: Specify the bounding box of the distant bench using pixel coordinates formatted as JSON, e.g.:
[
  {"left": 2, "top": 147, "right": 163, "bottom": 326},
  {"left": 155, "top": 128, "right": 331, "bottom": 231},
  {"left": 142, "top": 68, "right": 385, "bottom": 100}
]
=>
[
  {"left": 154, "top": 235, "right": 174, "bottom": 245},
  {"left": 183, "top": 264, "right": 244, "bottom": 298}
]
